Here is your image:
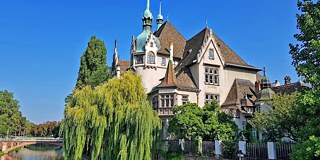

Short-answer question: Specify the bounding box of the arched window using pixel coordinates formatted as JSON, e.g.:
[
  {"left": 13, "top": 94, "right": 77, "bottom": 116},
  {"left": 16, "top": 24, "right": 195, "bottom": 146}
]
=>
[{"left": 147, "top": 52, "right": 155, "bottom": 64}]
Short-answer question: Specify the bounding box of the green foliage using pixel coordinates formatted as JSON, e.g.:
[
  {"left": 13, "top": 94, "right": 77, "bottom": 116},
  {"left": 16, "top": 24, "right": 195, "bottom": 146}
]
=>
[
  {"left": 0, "top": 90, "right": 34, "bottom": 136},
  {"left": 61, "top": 71, "right": 161, "bottom": 160},
  {"left": 249, "top": 94, "right": 298, "bottom": 141},
  {"left": 290, "top": 89, "right": 320, "bottom": 159},
  {"left": 168, "top": 102, "right": 238, "bottom": 141},
  {"left": 289, "top": 1, "right": 320, "bottom": 159},
  {"left": 75, "top": 36, "right": 111, "bottom": 89},
  {"left": 289, "top": 0, "right": 320, "bottom": 87}
]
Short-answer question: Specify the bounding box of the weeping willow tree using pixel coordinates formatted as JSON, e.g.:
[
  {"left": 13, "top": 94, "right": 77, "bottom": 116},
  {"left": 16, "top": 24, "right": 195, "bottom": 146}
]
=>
[{"left": 61, "top": 71, "right": 162, "bottom": 160}]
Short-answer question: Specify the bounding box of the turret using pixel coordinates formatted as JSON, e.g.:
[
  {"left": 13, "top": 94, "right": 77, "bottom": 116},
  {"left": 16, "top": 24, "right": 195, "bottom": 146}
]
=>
[{"left": 157, "top": 0, "right": 164, "bottom": 30}]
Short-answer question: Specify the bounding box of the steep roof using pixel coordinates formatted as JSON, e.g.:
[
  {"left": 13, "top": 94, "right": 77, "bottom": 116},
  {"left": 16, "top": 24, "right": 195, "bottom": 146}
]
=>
[
  {"left": 118, "top": 60, "right": 130, "bottom": 73},
  {"left": 158, "top": 60, "right": 178, "bottom": 88},
  {"left": 156, "top": 61, "right": 198, "bottom": 91},
  {"left": 222, "top": 79, "right": 256, "bottom": 107},
  {"left": 154, "top": 21, "right": 186, "bottom": 59},
  {"left": 176, "top": 27, "right": 256, "bottom": 71}
]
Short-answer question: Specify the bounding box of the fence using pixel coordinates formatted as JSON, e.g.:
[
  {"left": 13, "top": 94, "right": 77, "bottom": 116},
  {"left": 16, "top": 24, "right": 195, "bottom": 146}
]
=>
[
  {"left": 276, "top": 143, "right": 293, "bottom": 160},
  {"left": 159, "top": 140, "right": 293, "bottom": 159},
  {"left": 246, "top": 143, "right": 268, "bottom": 160},
  {"left": 164, "top": 140, "right": 215, "bottom": 156}
]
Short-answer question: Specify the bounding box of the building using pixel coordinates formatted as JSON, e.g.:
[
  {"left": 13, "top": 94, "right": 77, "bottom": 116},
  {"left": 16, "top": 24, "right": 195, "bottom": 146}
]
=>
[{"left": 111, "top": 0, "right": 288, "bottom": 131}]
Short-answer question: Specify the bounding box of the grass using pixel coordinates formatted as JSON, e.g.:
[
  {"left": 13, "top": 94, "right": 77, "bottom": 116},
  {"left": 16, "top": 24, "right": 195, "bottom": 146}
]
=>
[{"left": 0, "top": 151, "right": 4, "bottom": 156}]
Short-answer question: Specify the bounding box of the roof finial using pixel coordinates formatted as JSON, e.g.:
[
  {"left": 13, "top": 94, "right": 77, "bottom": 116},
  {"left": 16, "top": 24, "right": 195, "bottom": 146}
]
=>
[
  {"left": 205, "top": 14, "right": 208, "bottom": 28},
  {"left": 147, "top": 0, "right": 150, "bottom": 10},
  {"left": 263, "top": 67, "right": 266, "bottom": 77},
  {"left": 159, "top": 0, "right": 162, "bottom": 16}
]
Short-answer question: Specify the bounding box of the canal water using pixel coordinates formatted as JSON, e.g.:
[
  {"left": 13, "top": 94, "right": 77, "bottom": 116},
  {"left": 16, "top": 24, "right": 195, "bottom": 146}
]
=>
[{"left": 1, "top": 144, "right": 63, "bottom": 160}]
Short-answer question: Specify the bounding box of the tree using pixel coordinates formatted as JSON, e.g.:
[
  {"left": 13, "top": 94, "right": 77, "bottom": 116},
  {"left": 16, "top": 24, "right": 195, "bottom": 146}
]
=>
[
  {"left": 168, "top": 102, "right": 238, "bottom": 141},
  {"left": 289, "top": 0, "right": 320, "bottom": 88},
  {"left": 61, "top": 71, "right": 161, "bottom": 160},
  {"left": 75, "top": 36, "right": 111, "bottom": 89},
  {"left": 289, "top": 1, "right": 320, "bottom": 159},
  {"left": 249, "top": 94, "right": 299, "bottom": 141},
  {"left": 0, "top": 90, "right": 33, "bottom": 136}
]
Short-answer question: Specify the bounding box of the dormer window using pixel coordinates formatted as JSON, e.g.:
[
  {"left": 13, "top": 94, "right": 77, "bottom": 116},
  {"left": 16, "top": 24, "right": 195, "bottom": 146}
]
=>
[
  {"left": 147, "top": 52, "right": 155, "bottom": 64},
  {"left": 150, "top": 42, "right": 154, "bottom": 47},
  {"left": 209, "top": 49, "right": 214, "bottom": 60}
]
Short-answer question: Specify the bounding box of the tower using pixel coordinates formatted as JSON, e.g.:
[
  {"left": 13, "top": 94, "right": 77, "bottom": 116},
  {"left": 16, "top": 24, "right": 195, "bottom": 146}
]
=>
[{"left": 131, "top": 0, "right": 162, "bottom": 93}]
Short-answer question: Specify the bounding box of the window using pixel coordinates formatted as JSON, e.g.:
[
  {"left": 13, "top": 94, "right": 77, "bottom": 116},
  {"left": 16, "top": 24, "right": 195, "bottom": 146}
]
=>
[
  {"left": 182, "top": 95, "right": 189, "bottom": 104},
  {"left": 205, "top": 67, "right": 219, "bottom": 85},
  {"left": 160, "top": 94, "right": 174, "bottom": 108},
  {"left": 161, "top": 57, "right": 166, "bottom": 66},
  {"left": 147, "top": 52, "right": 155, "bottom": 64},
  {"left": 209, "top": 49, "right": 214, "bottom": 60},
  {"left": 136, "top": 55, "right": 144, "bottom": 64},
  {"left": 152, "top": 96, "right": 158, "bottom": 108},
  {"left": 205, "top": 94, "right": 219, "bottom": 103},
  {"left": 150, "top": 42, "right": 154, "bottom": 47}
]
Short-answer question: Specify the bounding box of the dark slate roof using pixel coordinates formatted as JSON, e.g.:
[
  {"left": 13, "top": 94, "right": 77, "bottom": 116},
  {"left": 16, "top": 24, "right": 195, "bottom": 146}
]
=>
[
  {"left": 154, "top": 21, "right": 186, "bottom": 59},
  {"left": 118, "top": 60, "right": 130, "bottom": 73},
  {"left": 272, "top": 82, "right": 307, "bottom": 95},
  {"left": 175, "top": 27, "right": 257, "bottom": 71},
  {"left": 222, "top": 79, "right": 256, "bottom": 107}
]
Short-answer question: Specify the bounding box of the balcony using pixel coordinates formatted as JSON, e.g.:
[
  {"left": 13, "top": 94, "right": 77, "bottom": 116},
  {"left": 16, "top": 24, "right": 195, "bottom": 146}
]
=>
[{"left": 154, "top": 107, "right": 174, "bottom": 116}]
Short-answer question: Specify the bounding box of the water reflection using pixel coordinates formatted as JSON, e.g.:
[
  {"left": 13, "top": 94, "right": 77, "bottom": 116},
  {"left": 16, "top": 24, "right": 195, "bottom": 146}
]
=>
[{"left": 1, "top": 144, "right": 63, "bottom": 160}]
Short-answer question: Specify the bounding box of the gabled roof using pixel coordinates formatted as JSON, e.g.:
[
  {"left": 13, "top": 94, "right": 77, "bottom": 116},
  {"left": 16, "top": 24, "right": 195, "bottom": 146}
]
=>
[
  {"left": 176, "top": 27, "right": 257, "bottom": 71},
  {"left": 222, "top": 79, "right": 256, "bottom": 107},
  {"left": 154, "top": 21, "right": 186, "bottom": 59},
  {"left": 158, "top": 60, "right": 178, "bottom": 88}
]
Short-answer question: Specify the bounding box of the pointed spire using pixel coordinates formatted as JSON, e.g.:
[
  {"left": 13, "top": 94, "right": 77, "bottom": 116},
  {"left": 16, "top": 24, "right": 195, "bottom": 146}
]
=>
[
  {"left": 147, "top": 0, "right": 150, "bottom": 10},
  {"left": 112, "top": 40, "right": 119, "bottom": 72},
  {"left": 157, "top": 0, "right": 164, "bottom": 30},
  {"left": 263, "top": 67, "right": 266, "bottom": 77},
  {"left": 158, "top": 60, "right": 178, "bottom": 87}
]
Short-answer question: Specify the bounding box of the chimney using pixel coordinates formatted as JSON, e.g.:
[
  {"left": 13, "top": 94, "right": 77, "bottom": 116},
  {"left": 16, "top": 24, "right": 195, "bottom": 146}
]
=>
[{"left": 284, "top": 76, "right": 291, "bottom": 85}]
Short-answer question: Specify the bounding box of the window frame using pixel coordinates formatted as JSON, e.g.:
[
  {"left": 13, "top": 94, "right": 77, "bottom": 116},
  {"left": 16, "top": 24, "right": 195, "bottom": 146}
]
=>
[
  {"left": 209, "top": 49, "right": 214, "bottom": 60},
  {"left": 205, "top": 93, "right": 219, "bottom": 104},
  {"left": 135, "top": 55, "right": 144, "bottom": 64},
  {"left": 205, "top": 67, "right": 219, "bottom": 85},
  {"left": 161, "top": 57, "right": 166, "bottom": 66},
  {"left": 159, "top": 94, "right": 174, "bottom": 108},
  {"left": 147, "top": 52, "right": 155, "bottom": 64}
]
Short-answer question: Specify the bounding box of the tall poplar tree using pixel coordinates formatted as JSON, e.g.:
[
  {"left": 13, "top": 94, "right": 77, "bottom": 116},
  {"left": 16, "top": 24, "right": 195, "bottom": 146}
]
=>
[{"left": 75, "top": 36, "right": 111, "bottom": 89}]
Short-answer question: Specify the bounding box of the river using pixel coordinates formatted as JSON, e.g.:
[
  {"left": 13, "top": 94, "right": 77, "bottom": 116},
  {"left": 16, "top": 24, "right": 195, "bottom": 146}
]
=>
[{"left": 1, "top": 144, "right": 63, "bottom": 160}]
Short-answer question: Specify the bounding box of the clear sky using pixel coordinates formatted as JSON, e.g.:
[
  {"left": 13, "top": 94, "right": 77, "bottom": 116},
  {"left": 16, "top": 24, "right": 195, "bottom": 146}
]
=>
[{"left": 0, "top": 0, "right": 299, "bottom": 124}]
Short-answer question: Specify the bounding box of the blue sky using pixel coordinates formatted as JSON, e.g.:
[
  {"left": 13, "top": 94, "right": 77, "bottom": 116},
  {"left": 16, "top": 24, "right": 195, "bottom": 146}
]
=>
[{"left": 0, "top": 0, "right": 299, "bottom": 124}]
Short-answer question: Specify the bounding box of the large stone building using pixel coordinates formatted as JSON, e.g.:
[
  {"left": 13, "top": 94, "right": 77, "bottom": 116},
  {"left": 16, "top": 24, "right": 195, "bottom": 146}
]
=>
[{"left": 111, "top": 0, "right": 306, "bottom": 132}]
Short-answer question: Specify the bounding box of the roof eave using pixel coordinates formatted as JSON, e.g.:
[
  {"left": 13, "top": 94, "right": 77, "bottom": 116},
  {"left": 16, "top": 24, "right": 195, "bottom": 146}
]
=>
[{"left": 225, "top": 63, "right": 262, "bottom": 71}]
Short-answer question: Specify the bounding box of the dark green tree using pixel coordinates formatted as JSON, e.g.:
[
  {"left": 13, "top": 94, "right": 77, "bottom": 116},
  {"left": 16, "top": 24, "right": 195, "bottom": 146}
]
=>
[
  {"left": 75, "top": 36, "right": 111, "bottom": 89},
  {"left": 168, "top": 102, "right": 238, "bottom": 141},
  {"left": 289, "top": 1, "right": 320, "bottom": 159}
]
